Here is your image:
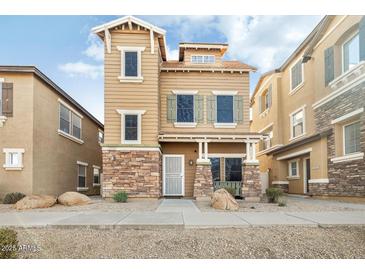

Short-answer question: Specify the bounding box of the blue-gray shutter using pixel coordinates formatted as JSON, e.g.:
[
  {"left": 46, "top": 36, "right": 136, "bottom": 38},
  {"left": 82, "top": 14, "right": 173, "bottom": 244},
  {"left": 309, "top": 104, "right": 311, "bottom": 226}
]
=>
[
  {"left": 167, "top": 94, "right": 176, "bottom": 122},
  {"left": 324, "top": 46, "right": 335, "bottom": 86},
  {"left": 194, "top": 95, "right": 204, "bottom": 123},
  {"left": 234, "top": 95, "right": 243, "bottom": 123},
  {"left": 267, "top": 84, "right": 272, "bottom": 108},
  {"left": 207, "top": 95, "right": 216, "bottom": 123},
  {"left": 359, "top": 16, "right": 365, "bottom": 61}
]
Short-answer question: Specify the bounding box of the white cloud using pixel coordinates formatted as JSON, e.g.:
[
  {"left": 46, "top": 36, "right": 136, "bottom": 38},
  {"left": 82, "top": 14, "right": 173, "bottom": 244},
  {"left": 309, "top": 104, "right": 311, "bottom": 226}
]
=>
[
  {"left": 166, "top": 45, "right": 179, "bottom": 60},
  {"left": 83, "top": 33, "right": 104, "bottom": 61},
  {"left": 58, "top": 62, "right": 103, "bottom": 79}
]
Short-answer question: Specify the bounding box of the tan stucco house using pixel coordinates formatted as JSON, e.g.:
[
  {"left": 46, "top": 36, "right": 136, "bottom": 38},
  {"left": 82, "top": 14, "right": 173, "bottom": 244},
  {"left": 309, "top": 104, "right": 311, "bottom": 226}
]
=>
[
  {"left": 0, "top": 66, "right": 104, "bottom": 199},
  {"left": 250, "top": 15, "right": 365, "bottom": 196},
  {"left": 93, "top": 16, "right": 264, "bottom": 200}
]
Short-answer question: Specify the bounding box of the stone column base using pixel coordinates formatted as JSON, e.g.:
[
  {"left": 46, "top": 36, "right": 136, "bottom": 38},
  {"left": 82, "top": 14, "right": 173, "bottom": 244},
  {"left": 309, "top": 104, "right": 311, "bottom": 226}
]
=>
[
  {"left": 193, "top": 162, "right": 213, "bottom": 199},
  {"left": 242, "top": 162, "right": 262, "bottom": 200},
  {"left": 102, "top": 149, "right": 161, "bottom": 199}
]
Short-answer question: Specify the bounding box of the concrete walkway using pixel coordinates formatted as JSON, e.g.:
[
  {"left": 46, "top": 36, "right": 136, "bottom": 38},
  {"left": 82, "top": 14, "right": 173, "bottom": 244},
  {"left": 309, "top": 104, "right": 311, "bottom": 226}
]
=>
[{"left": 1, "top": 199, "right": 364, "bottom": 228}]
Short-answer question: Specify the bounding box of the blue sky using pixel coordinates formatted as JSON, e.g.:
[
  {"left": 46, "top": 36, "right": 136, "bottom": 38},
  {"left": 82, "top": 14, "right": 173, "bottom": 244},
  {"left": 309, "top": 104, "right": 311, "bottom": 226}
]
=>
[{"left": 0, "top": 15, "right": 323, "bottom": 122}]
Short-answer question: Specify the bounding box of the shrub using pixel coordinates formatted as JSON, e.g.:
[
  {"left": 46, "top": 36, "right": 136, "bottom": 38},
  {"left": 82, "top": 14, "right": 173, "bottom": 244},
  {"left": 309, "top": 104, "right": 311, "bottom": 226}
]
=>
[
  {"left": 0, "top": 228, "right": 18, "bottom": 259},
  {"left": 266, "top": 187, "right": 283, "bottom": 203},
  {"left": 278, "top": 197, "right": 287, "bottom": 207},
  {"left": 113, "top": 191, "right": 128, "bottom": 203},
  {"left": 3, "top": 192, "right": 26, "bottom": 204},
  {"left": 223, "top": 187, "right": 236, "bottom": 197}
]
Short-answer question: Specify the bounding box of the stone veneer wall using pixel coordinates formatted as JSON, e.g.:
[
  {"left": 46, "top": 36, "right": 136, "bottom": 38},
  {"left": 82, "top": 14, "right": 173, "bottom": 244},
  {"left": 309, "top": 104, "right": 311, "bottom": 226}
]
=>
[
  {"left": 272, "top": 183, "right": 289, "bottom": 193},
  {"left": 242, "top": 163, "right": 262, "bottom": 201},
  {"left": 102, "top": 149, "right": 161, "bottom": 198},
  {"left": 193, "top": 163, "right": 213, "bottom": 199},
  {"left": 313, "top": 82, "right": 365, "bottom": 196}
]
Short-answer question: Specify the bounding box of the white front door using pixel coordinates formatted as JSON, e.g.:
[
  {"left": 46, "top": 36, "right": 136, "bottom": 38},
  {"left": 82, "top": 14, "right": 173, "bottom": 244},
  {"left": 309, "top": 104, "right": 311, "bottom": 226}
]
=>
[{"left": 163, "top": 155, "right": 184, "bottom": 196}]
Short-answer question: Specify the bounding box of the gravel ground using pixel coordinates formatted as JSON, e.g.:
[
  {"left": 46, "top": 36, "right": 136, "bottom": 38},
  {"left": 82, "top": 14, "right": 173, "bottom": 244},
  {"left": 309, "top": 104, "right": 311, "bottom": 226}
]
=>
[
  {"left": 195, "top": 196, "right": 365, "bottom": 212},
  {"left": 0, "top": 197, "right": 161, "bottom": 213},
  {"left": 15, "top": 226, "right": 365, "bottom": 259}
]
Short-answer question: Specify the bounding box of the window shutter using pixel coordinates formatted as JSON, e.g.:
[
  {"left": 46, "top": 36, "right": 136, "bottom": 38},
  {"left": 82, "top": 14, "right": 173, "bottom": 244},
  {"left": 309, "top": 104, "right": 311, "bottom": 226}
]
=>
[
  {"left": 206, "top": 95, "right": 216, "bottom": 123},
  {"left": 268, "top": 84, "right": 272, "bottom": 107},
  {"left": 2, "top": 83, "right": 13, "bottom": 117},
  {"left": 258, "top": 96, "right": 262, "bottom": 113},
  {"left": 166, "top": 94, "right": 176, "bottom": 122},
  {"left": 359, "top": 16, "right": 365, "bottom": 61},
  {"left": 194, "top": 95, "right": 204, "bottom": 123},
  {"left": 324, "top": 47, "right": 335, "bottom": 86},
  {"left": 234, "top": 95, "right": 243, "bottom": 124}
]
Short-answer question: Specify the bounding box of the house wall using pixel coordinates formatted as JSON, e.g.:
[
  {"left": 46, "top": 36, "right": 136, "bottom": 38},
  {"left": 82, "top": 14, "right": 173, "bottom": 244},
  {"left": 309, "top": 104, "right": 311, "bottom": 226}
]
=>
[
  {"left": 32, "top": 76, "right": 102, "bottom": 196},
  {"left": 160, "top": 71, "right": 250, "bottom": 133},
  {"left": 0, "top": 72, "right": 34, "bottom": 199}
]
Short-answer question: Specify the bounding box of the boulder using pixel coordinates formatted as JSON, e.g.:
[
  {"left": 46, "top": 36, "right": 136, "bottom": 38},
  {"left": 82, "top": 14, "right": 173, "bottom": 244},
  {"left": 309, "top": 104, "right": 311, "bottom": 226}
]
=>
[
  {"left": 57, "top": 192, "right": 92, "bottom": 206},
  {"left": 211, "top": 188, "right": 239, "bottom": 211},
  {"left": 14, "top": 195, "right": 57, "bottom": 210}
]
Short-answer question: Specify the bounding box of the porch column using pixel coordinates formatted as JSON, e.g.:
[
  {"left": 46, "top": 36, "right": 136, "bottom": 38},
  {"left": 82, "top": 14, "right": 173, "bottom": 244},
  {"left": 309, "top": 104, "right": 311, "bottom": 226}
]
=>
[
  {"left": 204, "top": 141, "right": 208, "bottom": 160},
  {"left": 194, "top": 140, "right": 213, "bottom": 200},
  {"left": 242, "top": 140, "right": 261, "bottom": 201},
  {"left": 245, "top": 142, "right": 258, "bottom": 164},
  {"left": 198, "top": 141, "right": 203, "bottom": 160}
]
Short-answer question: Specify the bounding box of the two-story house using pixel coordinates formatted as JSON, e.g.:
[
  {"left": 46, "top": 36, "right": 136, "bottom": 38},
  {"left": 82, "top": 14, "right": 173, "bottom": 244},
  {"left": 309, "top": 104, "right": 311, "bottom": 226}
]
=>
[
  {"left": 250, "top": 15, "right": 365, "bottom": 196},
  {"left": 0, "top": 66, "right": 104, "bottom": 199},
  {"left": 93, "top": 16, "right": 264, "bottom": 200}
]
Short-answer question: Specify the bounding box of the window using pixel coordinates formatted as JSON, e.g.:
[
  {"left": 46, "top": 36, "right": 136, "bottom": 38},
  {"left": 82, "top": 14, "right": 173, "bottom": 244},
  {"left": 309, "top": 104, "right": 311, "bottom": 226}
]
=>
[
  {"left": 217, "top": 96, "right": 233, "bottom": 123},
  {"left": 290, "top": 59, "right": 304, "bottom": 91},
  {"left": 262, "top": 131, "right": 272, "bottom": 151},
  {"left": 117, "top": 109, "right": 145, "bottom": 144},
  {"left": 125, "top": 114, "right": 138, "bottom": 141},
  {"left": 210, "top": 157, "right": 221, "bottom": 182},
  {"left": 77, "top": 162, "right": 88, "bottom": 189},
  {"left": 93, "top": 166, "right": 101, "bottom": 186},
  {"left": 3, "top": 148, "right": 24, "bottom": 170},
  {"left": 59, "top": 101, "right": 83, "bottom": 142},
  {"left": 98, "top": 130, "right": 104, "bottom": 144},
  {"left": 259, "top": 87, "right": 272, "bottom": 113},
  {"left": 289, "top": 160, "right": 299, "bottom": 177},
  {"left": 117, "top": 46, "right": 145, "bottom": 82},
  {"left": 344, "top": 121, "right": 361, "bottom": 155},
  {"left": 225, "top": 158, "right": 242, "bottom": 181},
  {"left": 291, "top": 108, "right": 305, "bottom": 139},
  {"left": 177, "top": 95, "right": 194, "bottom": 123},
  {"left": 191, "top": 55, "right": 215, "bottom": 64},
  {"left": 343, "top": 33, "right": 360, "bottom": 72}
]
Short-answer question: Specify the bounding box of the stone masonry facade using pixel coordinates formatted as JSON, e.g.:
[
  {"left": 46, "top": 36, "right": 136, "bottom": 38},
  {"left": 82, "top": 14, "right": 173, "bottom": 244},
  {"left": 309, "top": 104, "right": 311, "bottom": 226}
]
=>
[
  {"left": 313, "top": 81, "right": 365, "bottom": 196},
  {"left": 193, "top": 163, "right": 213, "bottom": 199},
  {"left": 102, "top": 149, "right": 161, "bottom": 198},
  {"left": 242, "top": 163, "right": 262, "bottom": 201}
]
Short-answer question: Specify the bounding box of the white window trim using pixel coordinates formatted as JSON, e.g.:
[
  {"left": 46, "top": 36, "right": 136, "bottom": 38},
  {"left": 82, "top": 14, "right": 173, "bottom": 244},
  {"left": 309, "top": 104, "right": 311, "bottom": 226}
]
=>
[
  {"left": 98, "top": 129, "right": 104, "bottom": 144},
  {"left": 215, "top": 94, "right": 235, "bottom": 125},
  {"left": 289, "top": 105, "right": 306, "bottom": 141},
  {"left": 289, "top": 57, "right": 305, "bottom": 94},
  {"left": 342, "top": 120, "right": 361, "bottom": 156},
  {"left": 191, "top": 55, "right": 215, "bottom": 64},
  {"left": 331, "top": 108, "right": 363, "bottom": 125},
  {"left": 3, "top": 148, "right": 24, "bottom": 170},
  {"left": 308, "top": 179, "right": 329, "bottom": 184},
  {"left": 341, "top": 31, "right": 359, "bottom": 74},
  {"left": 288, "top": 159, "right": 300, "bottom": 179},
  {"left": 172, "top": 90, "right": 198, "bottom": 95},
  {"left": 77, "top": 161, "right": 88, "bottom": 191},
  {"left": 58, "top": 99, "right": 83, "bottom": 118},
  {"left": 58, "top": 99, "right": 84, "bottom": 144},
  {"left": 214, "top": 123, "right": 237, "bottom": 128},
  {"left": 277, "top": 148, "right": 312, "bottom": 161},
  {"left": 93, "top": 165, "right": 101, "bottom": 186},
  {"left": 58, "top": 130, "right": 84, "bottom": 144},
  {"left": 212, "top": 90, "right": 238, "bottom": 96},
  {"left": 331, "top": 152, "right": 364, "bottom": 163},
  {"left": 77, "top": 161, "right": 88, "bottom": 166},
  {"left": 117, "top": 46, "right": 145, "bottom": 83},
  {"left": 175, "top": 94, "right": 196, "bottom": 124},
  {"left": 117, "top": 109, "right": 146, "bottom": 145},
  {"left": 174, "top": 122, "right": 197, "bottom": 128}
]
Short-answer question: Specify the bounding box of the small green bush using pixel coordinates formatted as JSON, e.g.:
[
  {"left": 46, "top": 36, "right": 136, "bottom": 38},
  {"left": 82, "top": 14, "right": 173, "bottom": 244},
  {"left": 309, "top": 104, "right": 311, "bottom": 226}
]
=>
[
  {"left": 278, "top": 197, "right": 287, "bottom": 207},
  {"left": 0, "top": 228, "right": 18, "bottom": 259},
  {"left": 3, "top": 192, "right": 26, "bottom": 204},
  {"left": 266, "top": 187, "right": 283, "bottom": 203},
  {"left": 223, "top": 187, "right": 236, "bottom": 197},
  {"left": 113, "top": 191, "right": 128, "bottom": 203}
]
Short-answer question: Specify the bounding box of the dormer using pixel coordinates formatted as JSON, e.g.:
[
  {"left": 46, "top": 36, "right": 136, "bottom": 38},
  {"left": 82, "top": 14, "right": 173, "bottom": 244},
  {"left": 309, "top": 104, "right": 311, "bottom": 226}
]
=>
[{"left": 178, "top": 42, "right": 228, "bottom": 66}]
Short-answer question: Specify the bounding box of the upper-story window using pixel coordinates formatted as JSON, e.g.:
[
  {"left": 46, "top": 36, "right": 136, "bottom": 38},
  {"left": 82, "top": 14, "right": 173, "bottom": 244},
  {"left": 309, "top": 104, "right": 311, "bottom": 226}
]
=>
[
  {"left": 343, "top": 120, "right": 361, "bottom": 155},
  {"left": 343, "top": 33, "right": 360, "bottom": 72},
  {"left": 191, "top": 55, "right": 215, "bottom": 64},
  {"left": 117, "top": 46, "right": 145, "bottom": 82},
  {"left": 259, "top": 85, "right": 272, "bottom": 113},
  {"left": 0, "top": 81, "right": 13, "bottom": 119},
  {"left": 59, "top": 100, "right": 83, "bottom": 143},
  {"left": 177, "top": 95, "right": 194, "bottom": 123},
  {"left": 217, "top": 95, "right": 233, "bottom": 123},
  {"left": 290, "top": 59, "right": 304, "bottom": 92},
  {"left": 98, "top": 130, "right": 104, "bottom": 144},
  {"left": 117, "top": 109, "right": 145, "bottom": 145},
  {"left": 290, "top": 106, "right": 305, "bottom": 139}
]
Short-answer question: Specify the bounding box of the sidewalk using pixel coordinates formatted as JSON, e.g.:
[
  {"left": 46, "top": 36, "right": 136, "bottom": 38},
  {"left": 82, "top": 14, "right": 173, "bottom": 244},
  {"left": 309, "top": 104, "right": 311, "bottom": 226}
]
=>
[{"left": 1, "top": 199, "right": 364, "bottom": 228}]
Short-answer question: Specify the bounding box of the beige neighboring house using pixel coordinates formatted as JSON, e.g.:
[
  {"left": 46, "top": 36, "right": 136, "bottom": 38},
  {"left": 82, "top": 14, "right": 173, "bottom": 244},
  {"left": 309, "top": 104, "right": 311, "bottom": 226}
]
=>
[
  {"left": 93, "top": 16, "right": 265, "bottom": 200},
  {"left": 0, "top": 66, "right": 104, "bottom": 199},
  {"left": 251, "top": 15, "right": 365, "bottom": 196}
]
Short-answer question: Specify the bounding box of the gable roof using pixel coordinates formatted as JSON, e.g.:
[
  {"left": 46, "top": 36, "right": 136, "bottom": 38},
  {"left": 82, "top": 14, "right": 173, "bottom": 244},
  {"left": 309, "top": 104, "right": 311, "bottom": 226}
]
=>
[
  {"left": 92, "top": 15, "right": 167, "bottom": 61},
  {"left": 0, "top": 65, "right": 104, "bottom": 129}
]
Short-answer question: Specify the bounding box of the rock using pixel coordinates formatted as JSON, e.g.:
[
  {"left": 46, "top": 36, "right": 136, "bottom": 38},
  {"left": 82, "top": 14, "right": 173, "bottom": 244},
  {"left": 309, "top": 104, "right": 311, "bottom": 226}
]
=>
[
  {"left": 57, "top": 192, "right": 92, "bottom": 206},
  {"left": 14, "top": 195, "right": 56, "bottom": 210},
  {"left": 211, "top": 188, "right": 239, "bottom": 211}
]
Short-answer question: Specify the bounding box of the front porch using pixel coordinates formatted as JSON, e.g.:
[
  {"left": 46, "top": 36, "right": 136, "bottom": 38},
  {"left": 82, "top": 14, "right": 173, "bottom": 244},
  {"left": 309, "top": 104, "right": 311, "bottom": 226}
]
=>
[{"left": 159, "top": 132, "right": 265, "bottom": 200}]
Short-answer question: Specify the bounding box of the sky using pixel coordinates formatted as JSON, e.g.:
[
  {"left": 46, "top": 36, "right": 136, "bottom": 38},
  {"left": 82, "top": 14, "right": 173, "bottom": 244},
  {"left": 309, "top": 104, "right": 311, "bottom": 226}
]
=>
[{"left": 0, "top": 15, "right": 323, "bottom": 123}]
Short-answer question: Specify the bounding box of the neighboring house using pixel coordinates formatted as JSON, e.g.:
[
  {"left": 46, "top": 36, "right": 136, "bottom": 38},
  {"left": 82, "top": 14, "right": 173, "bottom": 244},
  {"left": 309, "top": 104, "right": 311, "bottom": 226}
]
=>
[
  {"left": 0, "top": 66, "right": 104, "bottom": 199},
  {"left": 93, "top": 16, "right": 264, "bottom": 200},
  {"left": 250, "top": 15, "right": 365, "bottom": 196}
]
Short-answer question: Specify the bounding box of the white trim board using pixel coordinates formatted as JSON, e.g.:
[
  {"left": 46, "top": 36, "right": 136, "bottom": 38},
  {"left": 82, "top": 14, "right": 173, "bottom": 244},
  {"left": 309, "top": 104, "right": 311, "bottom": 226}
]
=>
[
  {"left": 331, "top": 152, "right": 364, "bottom": 163},
  {"left": 212, "top": 90, "right": 238, "bottom": 96},
  {"left": 277, "top": 148, "right": 312, "bottom": 161},
  {"left": 172, "top": 90, "right": 198, "bottom": 95},
  {"left": 102, "top": 146, "right": 161, "bottom": 152},
  {"left": 258, "top": 122, "right": 274, "bottom": 133},
  {"left": 308, "top": 179, "right": 329, "bottom": 184},
  {"left": 331, "top": 108, "right": 364, "bottom": 124}
]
